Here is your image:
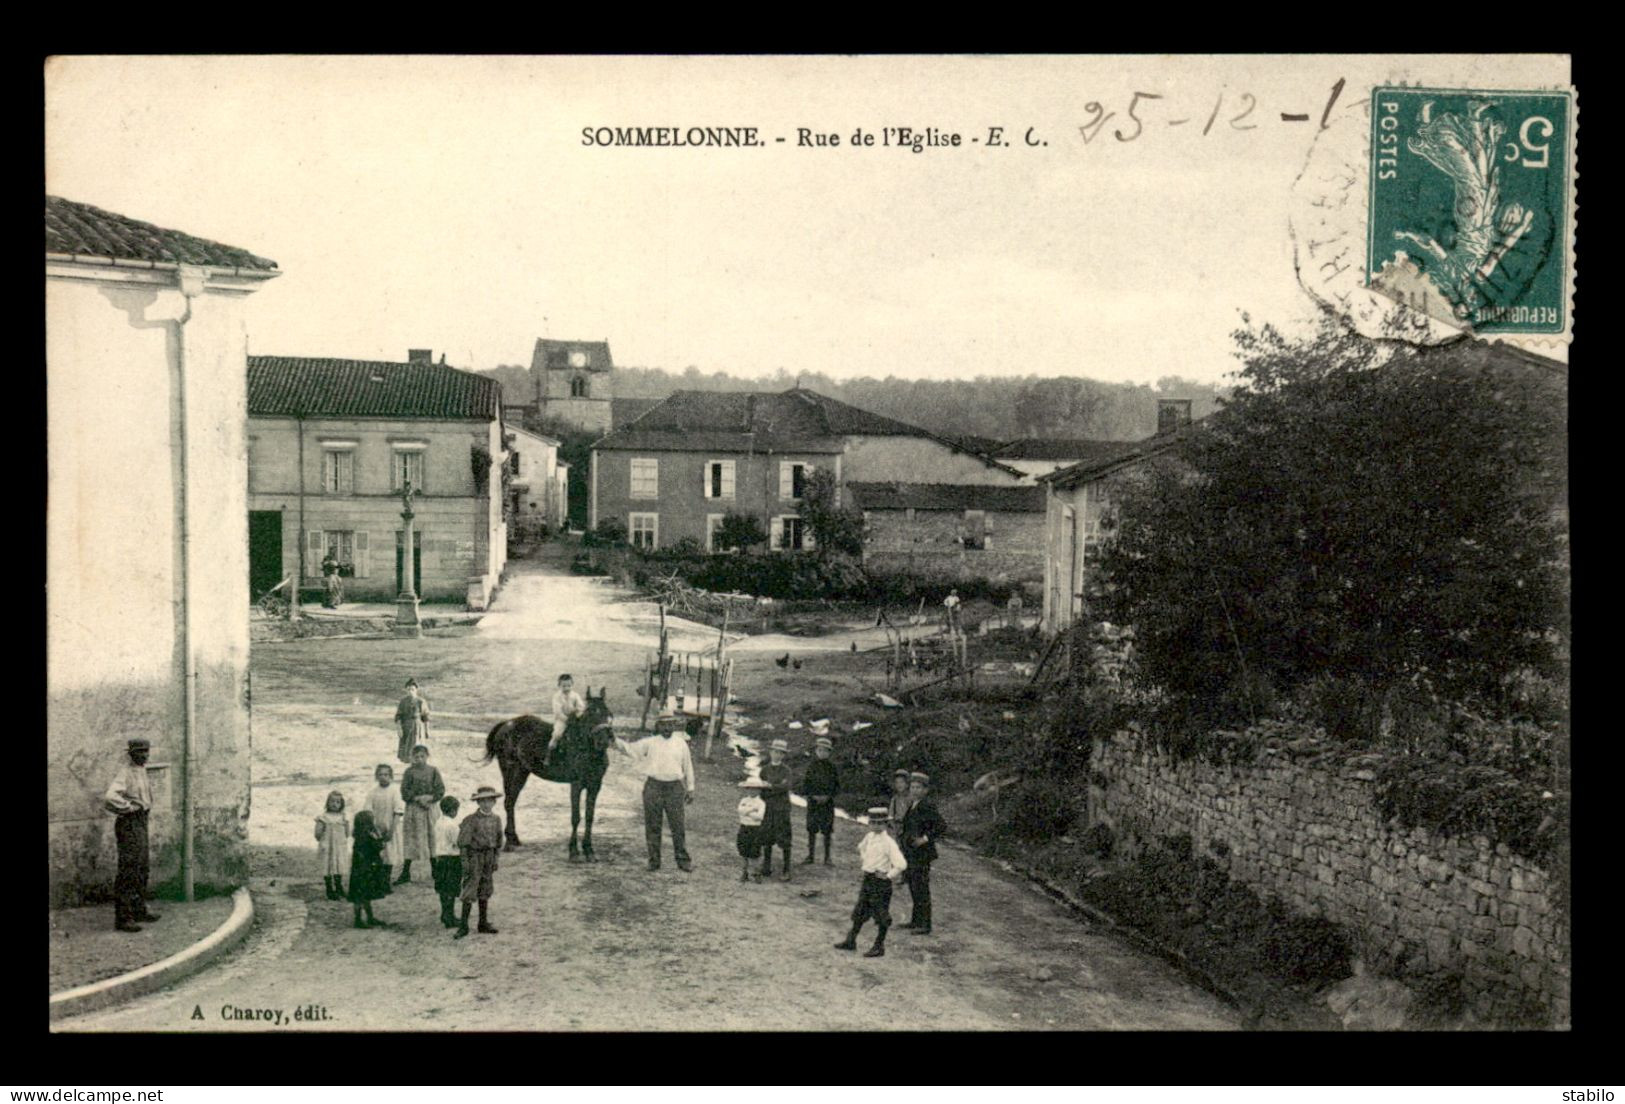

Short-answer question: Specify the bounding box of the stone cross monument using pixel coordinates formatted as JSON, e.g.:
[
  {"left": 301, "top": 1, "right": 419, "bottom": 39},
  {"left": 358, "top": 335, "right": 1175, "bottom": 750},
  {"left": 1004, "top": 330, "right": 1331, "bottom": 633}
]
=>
[{"left": 395, "top": 479, "right": 422, "bottom": 637}]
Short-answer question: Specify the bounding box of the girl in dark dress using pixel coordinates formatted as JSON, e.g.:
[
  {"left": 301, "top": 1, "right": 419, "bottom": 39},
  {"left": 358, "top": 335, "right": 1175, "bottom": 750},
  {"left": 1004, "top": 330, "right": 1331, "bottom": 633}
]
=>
[{"left": 347, "top": 809, "right": 392, "bottom": 928}]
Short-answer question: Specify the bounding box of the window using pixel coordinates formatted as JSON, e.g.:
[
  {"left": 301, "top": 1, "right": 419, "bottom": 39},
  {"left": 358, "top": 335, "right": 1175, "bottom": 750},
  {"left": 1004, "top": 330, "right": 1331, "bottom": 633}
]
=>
[
  {"left": 509, "top": 451, "right": 522, "bottom": 475},
  {"left": 772, "top": 515, "right": 810, "bottom": 552},
  {"left": 322, "top": 449, "right": 354, "bottom": 494},
  {"left": 705, "top": 459, "right": 736, "bottom": 499},
  {"left": 307, "top": 530, "right": 369, "bottom": 577},
  {"left": 392, "top": 449, "right": 425, "bottom": 492},
  {"left": 706, "top": 514, "right": 725, "bottom": 553},
  {"left": 779, "top": 462, "right": 809, "bottom": 500},
  {"left": 570, "top": 375, "right": 590, "bottom": 398},
  {"left": 630, "top": 458, "right": 659, "bottom": 499},
  {"left": 963, "top": 510, "right": 991, "bottom": 551},
  {"left": 629, "top": 512, "right": 659, "bottom": 550}
]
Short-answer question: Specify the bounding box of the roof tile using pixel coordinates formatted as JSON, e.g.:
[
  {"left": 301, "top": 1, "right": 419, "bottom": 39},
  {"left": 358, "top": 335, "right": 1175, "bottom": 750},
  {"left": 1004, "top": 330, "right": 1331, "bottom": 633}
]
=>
[
  {"left": 46, "top": 195, "right": 277, "bottom": 271},
  {"left": 248, "top": 356, "right": 499, "bottom": 420}
]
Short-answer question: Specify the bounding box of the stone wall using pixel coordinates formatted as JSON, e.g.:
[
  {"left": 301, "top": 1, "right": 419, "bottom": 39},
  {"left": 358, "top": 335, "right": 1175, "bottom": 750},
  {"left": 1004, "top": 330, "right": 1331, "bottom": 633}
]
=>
[
  {"left": 1087, "top": 728, "right": 1570, "bottom": 1026},
  {"left": 863, "top": 509, "right": 1044, "bottom": 584}
]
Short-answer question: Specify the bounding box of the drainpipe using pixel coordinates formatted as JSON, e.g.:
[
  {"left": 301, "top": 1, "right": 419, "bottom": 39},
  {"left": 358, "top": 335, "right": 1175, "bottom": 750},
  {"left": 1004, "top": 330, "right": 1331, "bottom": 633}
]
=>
[
  {"left": 173, "top": 265, "right": 208, "bottom": 903},
  {"left": 294, "top": 413, "right": 305, "bottom": 621}
]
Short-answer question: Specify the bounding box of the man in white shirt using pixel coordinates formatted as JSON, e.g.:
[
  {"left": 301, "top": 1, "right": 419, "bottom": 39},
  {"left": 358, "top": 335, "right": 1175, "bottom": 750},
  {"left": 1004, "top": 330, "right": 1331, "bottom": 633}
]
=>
[
  {"left": 103, "top": 738, "right": 161, "bottom": 932},
  {"left": 614, "top": 714, "right": 695, "bottom": 872},
  {"left": 547, "top": 673, "right": 587, "bottom": 757},
  {"left": 835, "top": 807, "right": 908, "bottom": 958}
]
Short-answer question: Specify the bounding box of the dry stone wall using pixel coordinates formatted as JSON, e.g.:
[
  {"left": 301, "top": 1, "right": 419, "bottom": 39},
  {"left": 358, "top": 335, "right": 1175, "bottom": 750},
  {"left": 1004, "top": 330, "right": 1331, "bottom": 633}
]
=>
[{"left": 1087, "top": 728, "right": 1570, "bottom": 1026}]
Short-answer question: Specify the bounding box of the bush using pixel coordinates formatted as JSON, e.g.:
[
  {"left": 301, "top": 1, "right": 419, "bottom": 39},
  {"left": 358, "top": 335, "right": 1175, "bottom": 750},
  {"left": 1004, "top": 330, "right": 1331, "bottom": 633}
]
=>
[
  {"left": 585, "top": 517, "right": 627, "bottom": 547},
  {"left": 1374, "top": 756, "right": 1561, "bottom": 861},
  {"left": 995, "top": 778, "right": 1079, "bottom": 843},
  {"left": 1260, "top": 908, "right": 1354, "bottom": 987}
]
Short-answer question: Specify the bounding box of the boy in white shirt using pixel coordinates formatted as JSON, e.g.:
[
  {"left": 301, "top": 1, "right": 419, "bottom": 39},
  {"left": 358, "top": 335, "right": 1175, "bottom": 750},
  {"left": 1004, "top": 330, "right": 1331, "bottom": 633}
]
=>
[
  {"left": 431, "top": 795, "right": 463, "bottom": 928},
  {"left": 736, "top": 779, "right": 767, "bottom": 883},
  {"left": 547, "top": 673, "right": 587, "bottom": 757},
  {"left": 835, "top": 807, "right": 908, "bottom": 959}
]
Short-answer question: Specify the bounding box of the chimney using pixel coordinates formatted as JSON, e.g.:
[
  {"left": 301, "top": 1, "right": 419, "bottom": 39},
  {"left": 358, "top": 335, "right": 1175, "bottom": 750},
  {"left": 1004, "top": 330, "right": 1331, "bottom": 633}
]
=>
[
  {"left": 1157, "top": 399, "right": 1192, "bottom": 435},
  {"left": 407, "top": 349, "right": 433, "bottom": 364}
]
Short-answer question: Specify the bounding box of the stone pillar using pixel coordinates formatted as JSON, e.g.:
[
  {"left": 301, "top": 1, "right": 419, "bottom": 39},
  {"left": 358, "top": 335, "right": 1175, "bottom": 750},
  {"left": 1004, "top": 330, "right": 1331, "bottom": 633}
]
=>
[{"left": 395, "top": 482, "right": 422, "bottom": 637}]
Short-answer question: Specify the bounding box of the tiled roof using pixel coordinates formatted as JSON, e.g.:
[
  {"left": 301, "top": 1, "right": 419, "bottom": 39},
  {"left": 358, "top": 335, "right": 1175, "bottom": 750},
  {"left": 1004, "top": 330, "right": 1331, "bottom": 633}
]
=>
[
  {"left": 1041, "top": 420, "right": 1208, "bottom": 488},
  {"left": 611, "top": 397, "right": 662, "bottom": 428},
  {"left": 533, "top": 339, "right": 614, "bottom": 373},
  {"left": 993, "top": 438, "right": 1137, "bottom": 462},
  {"left": 46, "top": 195, "right": 278, "bottom": 272},
  {"left": 847, "top": 482, "right": 1048, "bottom": 513},
  {"left": 595, "top": 388, "right": 1021, "bottom": 474},
  {"left": 248, "top": 356, "right": 500, "bottom": 420}
]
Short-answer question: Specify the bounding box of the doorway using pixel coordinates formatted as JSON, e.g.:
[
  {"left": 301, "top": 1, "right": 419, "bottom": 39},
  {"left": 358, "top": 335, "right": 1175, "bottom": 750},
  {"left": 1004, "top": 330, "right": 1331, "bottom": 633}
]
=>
[{"left": 249, "top": 511, "right": 283, "bottom": 599}]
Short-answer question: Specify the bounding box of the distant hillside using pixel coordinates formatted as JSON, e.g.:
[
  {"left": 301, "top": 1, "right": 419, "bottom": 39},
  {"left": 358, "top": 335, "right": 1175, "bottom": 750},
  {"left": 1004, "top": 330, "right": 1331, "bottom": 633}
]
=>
[{"left": 480, "top": 363, "right": 1229, "bottom": 443}]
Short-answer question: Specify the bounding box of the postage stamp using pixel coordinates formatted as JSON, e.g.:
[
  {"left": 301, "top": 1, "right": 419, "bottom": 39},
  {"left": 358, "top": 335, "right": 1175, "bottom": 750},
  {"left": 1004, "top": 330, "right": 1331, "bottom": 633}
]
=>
[{"left": 1367, "top": 88, "right": 1573, "bottom": 334}]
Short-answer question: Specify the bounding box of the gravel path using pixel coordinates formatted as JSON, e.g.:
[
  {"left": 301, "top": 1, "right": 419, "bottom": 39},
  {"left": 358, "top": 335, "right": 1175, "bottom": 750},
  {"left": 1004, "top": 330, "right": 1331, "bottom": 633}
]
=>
[{"left": 57, "top": 553, "right": 1237, "bottom": 1032}]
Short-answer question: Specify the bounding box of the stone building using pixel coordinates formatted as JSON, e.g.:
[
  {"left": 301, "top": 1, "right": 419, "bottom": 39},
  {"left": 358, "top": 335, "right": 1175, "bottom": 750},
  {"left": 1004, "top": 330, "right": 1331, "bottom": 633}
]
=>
[
  {"left": 506, "top": 422, "right": 569, "bottom": 534},
  {"left": 530, "top": 338, "right": 614, "bottom": 434},
  {"left": 847, "top": 482, "right": 1047, "bottom": 583},
  {"left": 47, "top": 196, "right": 279, "bottom": 904},
  {"left": 247, "top": 351, "right": 508, "bottom": 609},
  {"left": 1039, "top": 403, "right": 1196, "bottom": 635},
  {"left": 589, "top": 387, "right": 1026, "bottom": 552}
]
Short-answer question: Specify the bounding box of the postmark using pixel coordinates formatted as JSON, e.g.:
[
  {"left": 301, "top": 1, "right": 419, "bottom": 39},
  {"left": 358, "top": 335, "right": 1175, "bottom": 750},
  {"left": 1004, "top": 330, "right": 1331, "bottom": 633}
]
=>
[{"left": 1367, "top": 88, "right": 1573, "bottom": 335}]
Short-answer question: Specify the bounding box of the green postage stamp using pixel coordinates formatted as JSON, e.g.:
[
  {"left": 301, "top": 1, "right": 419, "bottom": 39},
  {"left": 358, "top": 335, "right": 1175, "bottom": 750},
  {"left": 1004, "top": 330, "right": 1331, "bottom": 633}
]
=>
[{"left": 1368, "top": 88, "right": 1573, "bottom": 334}]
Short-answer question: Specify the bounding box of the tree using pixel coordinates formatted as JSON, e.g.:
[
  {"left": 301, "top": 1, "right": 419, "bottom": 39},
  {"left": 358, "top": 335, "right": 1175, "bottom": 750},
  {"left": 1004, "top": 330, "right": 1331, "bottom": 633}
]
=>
[
  {"left": 800, "top": 467, "right": 865, "bottom": 559},
  {"left": 1096, "top": 320, "right": 1567, "bottom": 734},
  {"left": 715, "top": 512, "right": 767, "bottom": 553}
]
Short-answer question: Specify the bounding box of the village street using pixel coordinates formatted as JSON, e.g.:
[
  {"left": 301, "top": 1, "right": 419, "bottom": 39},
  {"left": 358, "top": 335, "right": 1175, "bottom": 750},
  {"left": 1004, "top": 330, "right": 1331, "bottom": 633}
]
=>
[{"left": 60, "top": 554, "right": 1238, "bottom": 1032}]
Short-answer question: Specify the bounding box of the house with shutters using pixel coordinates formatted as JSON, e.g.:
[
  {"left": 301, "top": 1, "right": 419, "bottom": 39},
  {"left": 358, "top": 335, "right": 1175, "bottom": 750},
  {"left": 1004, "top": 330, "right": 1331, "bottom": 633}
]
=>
[
  {"left": 246, "top": 350, "right": 508, "bottom": 609},
  {"left": 505, "top": 421, "right": 569, "bottom": 536},
  {"left": 47, "top": 195, "right": 278, "bottom": 904},
  {"left": 589, "top": 386, "right": 1026, "bottom": 553}
]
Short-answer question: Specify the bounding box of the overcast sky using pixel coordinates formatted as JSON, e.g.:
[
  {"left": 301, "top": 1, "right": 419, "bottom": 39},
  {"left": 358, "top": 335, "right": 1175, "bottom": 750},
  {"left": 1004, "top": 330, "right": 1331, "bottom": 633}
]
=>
[{"left": 45, "top": 55, "right": 1569, "bottom": 385}]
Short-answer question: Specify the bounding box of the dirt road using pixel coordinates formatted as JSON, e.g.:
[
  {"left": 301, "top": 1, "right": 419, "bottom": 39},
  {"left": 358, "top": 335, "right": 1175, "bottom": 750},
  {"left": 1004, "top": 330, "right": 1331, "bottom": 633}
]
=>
[{"left": 58, "top": 552, "right": 1237, "bottom": 1032}]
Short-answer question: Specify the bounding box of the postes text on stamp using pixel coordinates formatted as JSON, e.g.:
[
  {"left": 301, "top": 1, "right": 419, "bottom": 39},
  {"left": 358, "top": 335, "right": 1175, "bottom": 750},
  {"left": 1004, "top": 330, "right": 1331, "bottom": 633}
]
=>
[{"left": 1368, "top": 87, "right": 1572, "bottom": 335}]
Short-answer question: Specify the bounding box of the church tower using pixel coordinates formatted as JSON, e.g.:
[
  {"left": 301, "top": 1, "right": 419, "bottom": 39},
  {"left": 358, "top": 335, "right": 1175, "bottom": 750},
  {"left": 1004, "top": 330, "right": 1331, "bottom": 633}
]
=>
[{"left": 531, "top": 338, "right": 614, "bottom": 434}]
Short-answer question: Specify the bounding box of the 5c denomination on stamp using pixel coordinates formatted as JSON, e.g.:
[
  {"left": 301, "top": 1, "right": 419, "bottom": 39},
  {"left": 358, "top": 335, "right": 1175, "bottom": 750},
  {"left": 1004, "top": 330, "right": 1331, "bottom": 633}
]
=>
[{"left": 1367, "top": 87, "right": 1573, "bottom": 335}]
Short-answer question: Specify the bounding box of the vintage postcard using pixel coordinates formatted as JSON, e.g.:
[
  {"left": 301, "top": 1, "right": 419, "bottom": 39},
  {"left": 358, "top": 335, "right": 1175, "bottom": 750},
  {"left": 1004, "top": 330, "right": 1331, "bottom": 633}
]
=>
[{"left": 45, "top": 54, "right": 1573, "bottom": 1036}]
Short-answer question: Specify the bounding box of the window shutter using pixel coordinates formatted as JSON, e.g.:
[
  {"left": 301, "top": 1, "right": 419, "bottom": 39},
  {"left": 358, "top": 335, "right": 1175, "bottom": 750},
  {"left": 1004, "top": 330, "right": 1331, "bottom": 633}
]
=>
[
  {"left": 722, "top": 461, "right": 735, "bottom": 498},
  {"left": 703, "top": 462, "right": 713, "bottom": 499},
  {"left": 779, "top": 462, "right": 793, "bottom": 499},
  {"left": 770, "top": 516, "right": 784, "bottom": 550},
  {"left": 356, "top": 531, "right": 370, "bottom": 577},
  {"left": 306, "top": 530, "right": 325, "bottom": 578}
]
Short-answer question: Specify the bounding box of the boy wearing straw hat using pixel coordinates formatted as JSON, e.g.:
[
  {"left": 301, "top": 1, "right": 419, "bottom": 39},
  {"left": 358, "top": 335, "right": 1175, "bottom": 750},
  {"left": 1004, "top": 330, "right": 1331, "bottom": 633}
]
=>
[
  {"left": 454, "top": 785, "right": 504, "bottom": 939},
  {"left": 757, "top": 738, "right": 794, "bottom": 881},
  {"left": 835, "top": 807, "right": 908, "bottom": 958},
  {"left": 801, "top": 736, "right": 839, "bottom": 865},
  {"left": 736, "top": 778, "right": 767, "bottom": 883}
]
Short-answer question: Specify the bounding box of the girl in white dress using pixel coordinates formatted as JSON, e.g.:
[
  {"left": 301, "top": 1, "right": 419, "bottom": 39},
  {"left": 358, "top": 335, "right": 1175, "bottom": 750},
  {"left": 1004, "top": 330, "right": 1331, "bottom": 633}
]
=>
[{"left": 314, "top": 791, "right": 351, "bottom": 899}]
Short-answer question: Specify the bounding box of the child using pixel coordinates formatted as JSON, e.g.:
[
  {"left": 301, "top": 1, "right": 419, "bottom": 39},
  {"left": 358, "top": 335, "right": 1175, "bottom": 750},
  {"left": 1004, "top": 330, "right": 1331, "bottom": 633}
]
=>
[
  {"left": 314, "top": 791, "right": 350, "bottom": 900},
  {"left": 396, "top": 744, "right": 445, "bottom": 885},
  {"left": 346, "top": 809, "right": 391, "bottom": 928},
  {"left": 801, "top": 736, "right": 839, "bottom": 865},
  {"left": 431, "top": 795, "right": 463, "bottom": 928},
  {"left": 736, "top": 779, "right": 767, "bottom": 883},
  {"left": 362, "top": 763, "right": 405, "bottom": 880},
  {"left": 834, "top": 807, "right": 908, "bottom": 958},
  {"left": 455, "top": 785, "right": 504, "bottom": 939},
  {"left": 757, "top": 739, "right": 794, "bottom": 881}
]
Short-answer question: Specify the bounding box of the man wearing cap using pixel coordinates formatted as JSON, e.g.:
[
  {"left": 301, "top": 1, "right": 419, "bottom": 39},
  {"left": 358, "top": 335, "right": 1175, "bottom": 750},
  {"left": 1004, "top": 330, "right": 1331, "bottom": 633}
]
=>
[
  {"left": 801, "top": 736, "right": 839, "bottom": 866},
  {"left": 835, "top": 807, "right": 908, "bottom": 958},
  {"left": 103, "top": 739, "right": 161, "bottom": 932},
  {"left": 614, "top": 713, "right": 695, "bottom": 872},
  {"left": 900, "top": 771, "right": 948, "bottom": 935}
]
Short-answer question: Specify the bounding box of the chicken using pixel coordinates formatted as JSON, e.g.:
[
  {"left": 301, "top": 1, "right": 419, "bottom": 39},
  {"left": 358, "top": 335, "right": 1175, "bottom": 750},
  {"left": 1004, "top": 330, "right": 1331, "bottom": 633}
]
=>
[
  {"left": 851, "top": 641, "right": 858, "bottom": 653},
  {"left": 775, "top": 653, "right": 790, "bottom": 668},
  {"left": 791, "top": 658, "right": 802, "bottom": 670}
]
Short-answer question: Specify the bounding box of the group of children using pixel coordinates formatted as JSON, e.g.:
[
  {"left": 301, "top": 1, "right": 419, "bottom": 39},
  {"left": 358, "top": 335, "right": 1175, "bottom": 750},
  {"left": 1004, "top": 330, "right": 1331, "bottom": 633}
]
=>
[{"left": 313, "top": 747, "right": 506, "bottom": 938}]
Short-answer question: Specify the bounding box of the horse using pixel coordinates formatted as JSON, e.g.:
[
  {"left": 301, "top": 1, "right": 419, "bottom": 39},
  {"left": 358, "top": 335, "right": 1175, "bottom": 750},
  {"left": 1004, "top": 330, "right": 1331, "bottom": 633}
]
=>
[{"left": 480, "top": 688, "right": 616, "bottom": 860}]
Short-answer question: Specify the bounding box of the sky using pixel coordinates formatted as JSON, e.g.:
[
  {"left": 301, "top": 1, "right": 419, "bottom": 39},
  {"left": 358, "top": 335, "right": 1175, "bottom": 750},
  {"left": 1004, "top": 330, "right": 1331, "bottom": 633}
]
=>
[{"left": 45, "top": 55, "right": 1571, "bottom": 385}]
